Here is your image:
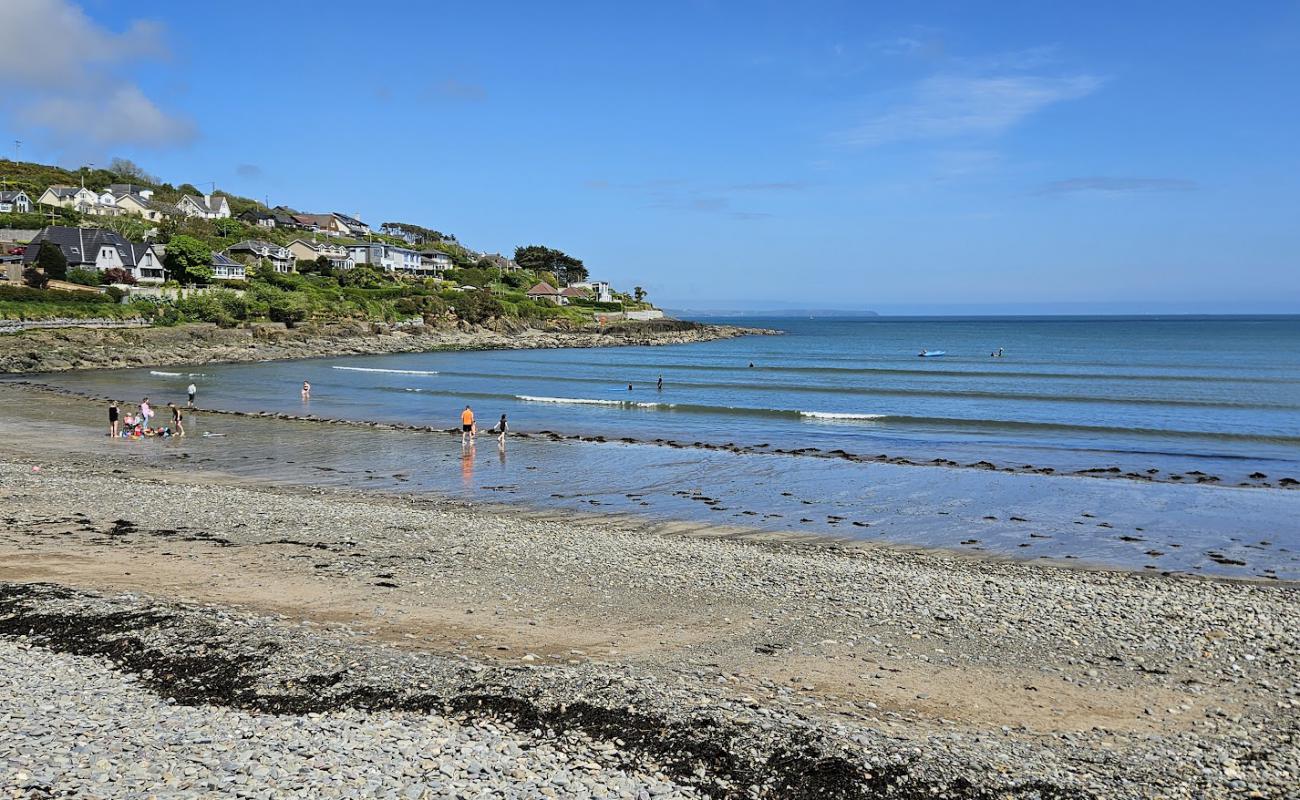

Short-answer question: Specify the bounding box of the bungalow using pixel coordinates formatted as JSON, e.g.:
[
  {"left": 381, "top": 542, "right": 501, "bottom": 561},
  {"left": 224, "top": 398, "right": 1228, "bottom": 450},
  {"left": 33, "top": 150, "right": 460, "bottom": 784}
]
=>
[
  {"left": 346, "top": 242, "right": 422, "bottom": 274},
  {"left": 226, "top": 239, "right": 294, "bottom": 273},
  {"left": 419, "top": 250, "right": 455, "bottom": 276},
  {"left": 210, "top": 252, "right": 247, "bottom": 281},
  {"left": 238, "top": 209, "right": 278, "bottom": 229},
  {"left": 559, "top": 286, "right": 589, "bottom": 304},
  {"left": 20, "top": 226, "right": 166, "bottom": 283},
  {"left": 287, "top": 238, "right": 353, "bottom": 269},
  {"left": 177, "top": 194, "right": 231, "bottom": 219},
  {"left": 112, "top": 192, "right": 180, "bottom": 223},
  {"left": 38, "top": 185, "right": 102, "bottom": 214},
  {"left": 0, "top": 190, "right": 32, "bottom": 214},
  {"left": 526, "top": 281, "right": 562, "bottom": 304}
]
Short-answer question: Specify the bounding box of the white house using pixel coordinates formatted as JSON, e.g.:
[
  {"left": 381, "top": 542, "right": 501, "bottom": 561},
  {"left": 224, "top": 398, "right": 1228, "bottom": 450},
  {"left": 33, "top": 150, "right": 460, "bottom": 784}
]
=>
[
  {"left": 419, "top": 250, "right": 455, "bottom": 276},
  {"left": 20, "top": 225, "right": 166, "bottom": 283},
  {"left": 0, "top": 190, "right": 32, "bottom": 214},
  {"left": 347, "top": 242, "right": 422, "bottom": 274},
  {"left": 210, "top": 252, "right": 247, "bottom": 281},
  {"left": 570, "top": 281, "right": 613, "bottom": 302},
  {"left": 177, "top": 194, "right": 231, "bottom": 219}
]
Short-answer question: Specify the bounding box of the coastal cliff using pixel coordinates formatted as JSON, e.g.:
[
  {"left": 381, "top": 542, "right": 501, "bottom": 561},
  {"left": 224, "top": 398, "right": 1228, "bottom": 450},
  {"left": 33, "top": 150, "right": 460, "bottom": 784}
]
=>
[{"left": 0, "top": 319, "right": 771, "bottom": 374}]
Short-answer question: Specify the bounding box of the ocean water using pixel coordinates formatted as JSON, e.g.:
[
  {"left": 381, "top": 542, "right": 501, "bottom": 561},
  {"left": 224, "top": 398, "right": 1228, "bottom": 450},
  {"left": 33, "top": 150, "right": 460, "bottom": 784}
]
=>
[{"left": 21, "top": 315, "right": 1300, "bottom": 579}]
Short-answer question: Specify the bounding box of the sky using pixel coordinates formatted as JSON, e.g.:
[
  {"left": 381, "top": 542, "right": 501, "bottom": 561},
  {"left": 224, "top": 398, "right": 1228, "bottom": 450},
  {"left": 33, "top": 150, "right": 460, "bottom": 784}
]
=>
[{"left": 1, "top": 0, "right": 1298, "bottom": 314}]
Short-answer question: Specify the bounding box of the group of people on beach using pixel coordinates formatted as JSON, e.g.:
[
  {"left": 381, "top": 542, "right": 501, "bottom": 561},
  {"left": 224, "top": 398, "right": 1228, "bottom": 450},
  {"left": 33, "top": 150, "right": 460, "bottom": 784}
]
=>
[
  {"left": 460, "top": 405, "right": 508, "bottom": 448},
  {"left": 108, "top": 386, "right": 193, "bottom": 439}
]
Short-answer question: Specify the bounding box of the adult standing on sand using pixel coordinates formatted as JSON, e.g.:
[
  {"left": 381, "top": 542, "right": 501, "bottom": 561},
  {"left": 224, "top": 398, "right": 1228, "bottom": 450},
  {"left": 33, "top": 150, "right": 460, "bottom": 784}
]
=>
[
  {"left": 461, "top": 405, "right": 476, "bottom": 447},
  {"left": 140, "top": 398, "right": 154, "bottom": 431},
  {"left": 187, "top": 382, "right": 197, "bottom": 408},
  {"left": 107, "top": 401, "right": 119, "bottom": 438}
]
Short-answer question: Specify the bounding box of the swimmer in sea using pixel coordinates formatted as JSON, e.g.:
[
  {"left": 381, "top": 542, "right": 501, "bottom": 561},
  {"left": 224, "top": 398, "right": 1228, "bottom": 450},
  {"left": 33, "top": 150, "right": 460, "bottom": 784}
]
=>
[{"left": 301, "top": 381, "right": 311, "bottom": 400}]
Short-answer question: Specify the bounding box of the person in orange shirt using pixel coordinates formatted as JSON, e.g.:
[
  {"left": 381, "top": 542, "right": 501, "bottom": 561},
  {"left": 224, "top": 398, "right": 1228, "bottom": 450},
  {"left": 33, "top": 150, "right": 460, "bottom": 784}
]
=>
[{"left": 460, "top": 405, "right": 476, "bottom": 447}]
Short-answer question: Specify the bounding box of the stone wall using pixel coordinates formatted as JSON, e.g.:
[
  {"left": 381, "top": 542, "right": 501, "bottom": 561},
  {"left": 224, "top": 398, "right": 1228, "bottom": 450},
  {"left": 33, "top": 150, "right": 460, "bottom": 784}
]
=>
[{"left": 0, "top": 317, "right": 150, "bottom": 335}]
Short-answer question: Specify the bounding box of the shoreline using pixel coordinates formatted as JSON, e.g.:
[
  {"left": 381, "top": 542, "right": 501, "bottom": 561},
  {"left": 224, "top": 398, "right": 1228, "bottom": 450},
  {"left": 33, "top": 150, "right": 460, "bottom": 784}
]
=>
[
  {"left": 1, "top": 449, "right": 1297, "bottom": 798},
  {"left": 0, "top": 318, "right": 775, "bottom": 374},
  {"left": 9, "top": 378, "right": 1297, "bottom": 493}
]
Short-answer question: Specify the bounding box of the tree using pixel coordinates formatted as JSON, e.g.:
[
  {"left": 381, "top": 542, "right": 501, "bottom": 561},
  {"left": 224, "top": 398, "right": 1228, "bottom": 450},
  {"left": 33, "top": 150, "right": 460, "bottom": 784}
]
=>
[
  {"left": 35, "top": 241, "right": 68, "bottom": 281},
  {"left": 633, "top": 286, "right": 646, "bottom": 303},
  {"left": 101, "top": 267, "right": 137, "bottom": 286},
  {"left": 213, "top": 217, "right": 244, "bottom": 237},
  {"left": 163, "top": 235, "right": 212, "bottom": 284},
  {"left": 101, "top": 214, "right": 152, "bottom": 241},
  {"left": 22, "top": 266, "right": 49, "bottom": 289},
  {"left": 513, "top": 244, "right": 587, "bottom": 285},
  {"left": 108, "top": 157, "right": 158, "bottom": 183},
  {"left": 340, "top": 263, "right": 385, "bottom": 288}
]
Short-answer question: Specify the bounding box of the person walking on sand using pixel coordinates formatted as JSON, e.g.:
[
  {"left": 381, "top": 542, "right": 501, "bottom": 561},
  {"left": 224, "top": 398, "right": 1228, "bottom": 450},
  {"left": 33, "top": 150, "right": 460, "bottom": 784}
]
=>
[
  {"left": 187, "top": 382, "right": 197, "bottom": 408},
  {"left": 301, "top": 381, "right": 311, "bottom": 400},
  {"left": 140, "top": 397, "right": 154, "bottom": 431},
  {"left": 168, "top": 402, "right": 185, "bottom": 437},
  {"left": 494, "top": 413, "right": 509, "bottom": 447},
  {"left": 461, "top": 405, "right": 476, "bottom": 447},
  {"left": 108, "top": 401, "right": 120, "bottom": 438}
]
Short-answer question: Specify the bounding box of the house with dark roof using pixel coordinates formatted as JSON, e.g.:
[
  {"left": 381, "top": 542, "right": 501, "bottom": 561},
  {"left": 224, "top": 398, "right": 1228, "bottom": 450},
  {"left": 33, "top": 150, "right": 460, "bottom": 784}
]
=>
[
  {"left": 238, "top": 209, "right": 278, "bottom": 229},
  {"left": 37, "top": 185, "right": 102, "bottom": 214},
  {"left": 210, "top": 252, "right": 247, "bottom": 281},
  {"left": 226, "top": 240, "right": 294, "bottom": 273},
  {"left": 419, "top": 250, "right": 455, "bottom": 276},
  {"left": 331, "top": 212, "right": 369, "bottom": 237},
  {"left": 0, "top": 191, "right": 32, "bottom": 214},
  {"left": 21, "top": 226, "right": 166, "bottom": 283},
  {"left": 287, "top": 238, "right": 353, "bottom": 270},
  {"left": 112, "top": 191, "right": 180, "bottom": 223}
]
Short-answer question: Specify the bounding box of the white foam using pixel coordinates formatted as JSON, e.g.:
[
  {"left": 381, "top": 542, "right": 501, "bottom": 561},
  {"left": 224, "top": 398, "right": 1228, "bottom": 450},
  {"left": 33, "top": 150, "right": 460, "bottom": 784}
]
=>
[
  {"left": 332, "top": 366, "right": 439, "bottom": 376},
  {"left": 517, "top": 395, "right": 621, "bottom": 406},
  {"left": 799, "top": 411, "right": 888, "bottom": 421},
  {"left": 149, "top": 370, "right": 182, "bottom": 377}
]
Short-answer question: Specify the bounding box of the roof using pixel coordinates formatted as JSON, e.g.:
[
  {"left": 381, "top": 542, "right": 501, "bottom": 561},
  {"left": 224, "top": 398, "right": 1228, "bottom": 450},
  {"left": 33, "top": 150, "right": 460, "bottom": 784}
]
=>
[
  {"left": 420, "top": 250, "right": 454, "bottom": 259},
  {"left": 227, "top": 239, "right": 286, "bottom": 256},
  {"left": 0, "top": 191, "right": 29, "bottom": 202},
  {"left": 331, "top": 212, "right": 367, "bottom": 227},
  {"left": 211, "top": 252, "right": 243, "bottom": 267},
  {"left": 43, "top": 185, "right": 83, "bottom": 198},
  {"left": 239, "top": 209, "right": 275, "bottom": 220},
  {"left": 181, "top": 194, "right": 229, "bottom": 213},
  {"left": 559, "top": 286, "right": 589, "bottom": 297},
  {"left": 113, "top": 192, "right": 180, "bottom": 216},
  {"left": 21, "top": 226, "right": 155, "bottom": 268},
  {"left": 107, "top": 183, "right": 150, "bottom": 195},
  {"left": 526, "top": 281, "right": 559, "bottom": 295}
]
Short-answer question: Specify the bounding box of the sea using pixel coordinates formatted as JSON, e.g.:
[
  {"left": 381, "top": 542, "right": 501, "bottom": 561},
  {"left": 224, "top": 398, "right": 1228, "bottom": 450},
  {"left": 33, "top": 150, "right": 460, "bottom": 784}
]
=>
[{"left": 22, "top": 315, "right": 1300, "bottom": 580}]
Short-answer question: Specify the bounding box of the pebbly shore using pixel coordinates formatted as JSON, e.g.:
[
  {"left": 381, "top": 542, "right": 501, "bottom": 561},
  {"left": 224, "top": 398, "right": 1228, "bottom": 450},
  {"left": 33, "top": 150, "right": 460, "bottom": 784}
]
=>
[
  {"left": 0, "top": 318, "right": 771, "bottom": 374},
  {"left": 1, "top": 448, "right": 1297, "bottom": 799}
]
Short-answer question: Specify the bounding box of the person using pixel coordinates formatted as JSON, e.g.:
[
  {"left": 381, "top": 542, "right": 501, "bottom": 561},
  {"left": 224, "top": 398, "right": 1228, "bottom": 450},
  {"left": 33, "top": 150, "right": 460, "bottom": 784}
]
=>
[
  {"left": 461, "top": 405, "right": 476, "bottom": 446},
  {"left": 108, "top": 401, "right": 120, "bottom": 438},
  {"left": 748, "top": 362, "right": 755, "bottom": 368},
  {"left": 187, "top": 382, "right": 197, "bottom": 408},
  {"left": 139, "top": 397, "right": 154, "bottom": 431},
  {"left": 169, "top": 402, "right": 185, "bottom": 437},
  {"left": 627, "top": 383, "right": 633, "bottom": 391},
  {"left": 301, "top": 381, "right": 311, "bottom": 400},
  {"left": 997, "top": 347, "right": 1004, "bottom": 358},
  {"left": 493, "top": 413, "right": 508, "bottom": 447},
  {"left": 657, "top": 375, "right": 663, "bottom": 391}
]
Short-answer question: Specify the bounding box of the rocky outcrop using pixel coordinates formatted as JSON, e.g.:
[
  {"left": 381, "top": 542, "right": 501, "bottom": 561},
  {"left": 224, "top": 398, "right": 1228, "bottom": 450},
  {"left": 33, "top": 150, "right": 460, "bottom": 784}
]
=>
[{"left": 0, "top": 319, "right": 773, "bottom": 374}]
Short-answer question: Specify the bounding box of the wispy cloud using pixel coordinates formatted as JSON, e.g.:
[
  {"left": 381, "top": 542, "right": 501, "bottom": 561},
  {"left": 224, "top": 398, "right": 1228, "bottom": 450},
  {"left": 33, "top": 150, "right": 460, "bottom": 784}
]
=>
[
  {"left": 0, "top": 0, "right": 194, "bottom": 153},
  {"left": 1036, "top": 177, "right": 1199, "bottom": 195},
  {"left": 837, "top": 74, "right": 1103, "bottom": 147},
  {"left": 585, "top": 178, "right": 801, "bottom": 220},
  {"left": 426, "top": 78, "right": 487, "bottom": 102}
]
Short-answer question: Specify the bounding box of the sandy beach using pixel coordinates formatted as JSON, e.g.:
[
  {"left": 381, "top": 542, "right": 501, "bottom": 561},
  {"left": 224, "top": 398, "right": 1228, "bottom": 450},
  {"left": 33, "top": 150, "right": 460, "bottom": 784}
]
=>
[{"left": 1, "top": 388, "right": 1297, "bottom": 798}]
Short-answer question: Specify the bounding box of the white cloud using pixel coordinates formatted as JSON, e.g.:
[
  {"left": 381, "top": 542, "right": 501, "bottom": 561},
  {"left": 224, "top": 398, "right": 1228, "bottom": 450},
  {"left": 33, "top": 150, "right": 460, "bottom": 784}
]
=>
[
  {"left": 837, "top": 74, "right": 1103, "bottom": 147},
  {"left": 0, "top": 0, "right": 193, "bottom": 151}
]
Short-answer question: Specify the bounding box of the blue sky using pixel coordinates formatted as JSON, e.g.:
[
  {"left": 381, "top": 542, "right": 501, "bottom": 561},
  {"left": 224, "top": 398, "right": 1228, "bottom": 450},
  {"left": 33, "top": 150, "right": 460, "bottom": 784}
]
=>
[{"left": 2, "top": 0, "right": 1298, "bottom": 313}]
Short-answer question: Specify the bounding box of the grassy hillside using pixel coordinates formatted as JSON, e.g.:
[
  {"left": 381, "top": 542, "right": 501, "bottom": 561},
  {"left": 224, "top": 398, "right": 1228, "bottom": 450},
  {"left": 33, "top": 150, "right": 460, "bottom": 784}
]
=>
[{"left": 0, "top": 158, "right": 261, "bottom": 216}]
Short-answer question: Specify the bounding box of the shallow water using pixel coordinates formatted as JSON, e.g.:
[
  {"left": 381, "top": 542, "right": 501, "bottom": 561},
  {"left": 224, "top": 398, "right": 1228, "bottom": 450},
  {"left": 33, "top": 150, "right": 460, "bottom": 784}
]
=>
[{"left": 16, "top": 315, "right": 1300, "bottom": 579}]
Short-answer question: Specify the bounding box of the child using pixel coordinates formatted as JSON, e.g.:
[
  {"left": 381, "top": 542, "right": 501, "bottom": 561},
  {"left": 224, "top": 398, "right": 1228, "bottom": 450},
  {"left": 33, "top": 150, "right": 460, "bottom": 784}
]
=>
[{"left": 168, "top": 402, "right": 185, "bottom": 437}]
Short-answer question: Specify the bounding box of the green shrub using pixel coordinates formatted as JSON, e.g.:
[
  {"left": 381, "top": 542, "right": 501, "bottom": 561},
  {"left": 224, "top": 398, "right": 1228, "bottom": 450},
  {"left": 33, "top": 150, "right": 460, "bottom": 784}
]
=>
[{"left": 66, "top": 268, "right": 100, "bottom": 286}]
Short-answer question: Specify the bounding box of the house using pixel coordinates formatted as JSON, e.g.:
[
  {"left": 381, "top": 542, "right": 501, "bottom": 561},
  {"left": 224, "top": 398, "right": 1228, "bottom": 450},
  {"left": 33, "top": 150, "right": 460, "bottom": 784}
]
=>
[
  {"left": 226, "top": 239, "right": 294, "bottom": 273},
  {"left": 571, "top": 280, "right": 613, "bottom": 302},
  {"left": 479, "top": 252, "right": 520, "bottom": 272},
  {"left": 112, "top": 192, "right": 180, "bottom": 223},
  {"left": 526, "top": 281, "right": 561, "bottom": 304},
  {"left": 107, "top": 183, "right": 154, "bottom": 199},
  {"left": 292, "top": 213, "right": 349, "bottom": 237},
  {"left": 20, "top": 226, "right": 166, "bottom": 283},
  {"left": 271, "top": 206, "right": 308, "bottom": 229},
  {"left": 559, "top": 286, "right": 590, "bottom": 304},
  {"left": 0, "top": 190, "right": 32, "bottom": 214},
  {"left": 210, "top": 252, "right": 247, "bottom": 281},
  {"left": 332, "top": 212, "right": 369, "bottom": 237},
  {"left": 287, "top": 238, "right": 353, "bottom": 270},
  {"left": 238, "top": 209, "right": 278, "bottom": 229},
  {"left": 347, "top": 242, "right": 422, "bottom": 273},
  {"left": 177, "top": 194, "right": 231, "bottom": 219},
  {"left": 38, "top": 185, "right": 102, "bottom": 214},
  {"left": 419, "top": 250, "right": 455, "bottom": 276}
]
